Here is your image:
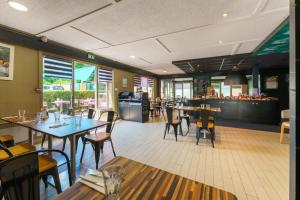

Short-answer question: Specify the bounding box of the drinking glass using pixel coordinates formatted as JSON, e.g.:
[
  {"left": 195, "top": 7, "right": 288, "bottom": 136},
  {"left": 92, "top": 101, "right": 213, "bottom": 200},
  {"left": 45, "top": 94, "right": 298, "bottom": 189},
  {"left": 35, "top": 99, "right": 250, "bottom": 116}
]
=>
[
  {"left": 54, "top": 111, "right": 60, "bottom": 122},
  {"left": 36, "top": 112, "right": 42, "bottom": 123},
  {"left": 206, "top": 104, "right": 210, "bottom": 109},
  {"left": 101, "top": 164, "right": 124, "bottom": 200},
  {"left": 74, "top": 114, "right": 82, "bottom": 126},
  {"left": 18, "top": 109, "right": 26, "bottom": 121}
]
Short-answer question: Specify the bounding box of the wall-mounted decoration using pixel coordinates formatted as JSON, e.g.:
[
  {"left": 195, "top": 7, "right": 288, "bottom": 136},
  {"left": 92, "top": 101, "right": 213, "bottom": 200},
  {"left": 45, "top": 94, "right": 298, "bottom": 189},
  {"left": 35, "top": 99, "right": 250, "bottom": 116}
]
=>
[
  {"left": 122, "top": 77, "right": 128, "bottom": 88},
  {"left": 265, "top": 75, "right": 278, "bottom": 89},
  {"left": 0, "top": 42, "right": 14, "bottom": 80}
]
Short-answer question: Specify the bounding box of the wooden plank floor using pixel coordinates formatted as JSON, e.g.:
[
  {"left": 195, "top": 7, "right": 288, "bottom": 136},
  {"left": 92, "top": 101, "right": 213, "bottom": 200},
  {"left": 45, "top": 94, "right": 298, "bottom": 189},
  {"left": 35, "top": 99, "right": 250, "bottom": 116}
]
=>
[{"left": 39, "top": 117, "right": 289, "bottom": 200}]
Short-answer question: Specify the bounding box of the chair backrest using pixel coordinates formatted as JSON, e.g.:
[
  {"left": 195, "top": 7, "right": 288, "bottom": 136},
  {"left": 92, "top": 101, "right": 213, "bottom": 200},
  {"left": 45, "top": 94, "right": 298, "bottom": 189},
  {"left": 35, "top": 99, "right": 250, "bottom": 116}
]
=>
[
  {"left": 100, "top": 111, "right": 118, "bottom": 134},
  {"left": 166, "top": 106, "right": 174, "bottom": 123},
  {"left": 0, "top": 146, "right": 40, "bottom": 200},
  {"left": 88, "top": 108, "right": 96, "bottom": 119},
  {"left": 281, "top": 109, "right": 289, "bottom": 120},
  {"left": 200, "top": 109, "right": 210, "bottom": 128}
]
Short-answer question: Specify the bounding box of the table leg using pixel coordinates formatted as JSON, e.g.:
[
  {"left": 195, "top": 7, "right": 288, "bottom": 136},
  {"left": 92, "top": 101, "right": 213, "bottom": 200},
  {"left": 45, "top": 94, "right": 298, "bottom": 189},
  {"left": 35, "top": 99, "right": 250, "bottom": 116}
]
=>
[
  {"left": 48, "top": 135, "right": 53, "bottom": 156},
  {"left": 28, "top": 129, "right": 33, "bottom": 144},
  {"left": 70, "top": 135, "right": 76, "bottom": 183}
]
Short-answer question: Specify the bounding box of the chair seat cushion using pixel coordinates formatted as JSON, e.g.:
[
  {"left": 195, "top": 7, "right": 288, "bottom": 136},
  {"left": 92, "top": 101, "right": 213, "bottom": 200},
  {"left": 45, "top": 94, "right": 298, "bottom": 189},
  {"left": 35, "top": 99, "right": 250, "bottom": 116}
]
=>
[
  {"left": 0, "top": 135, "right": 14, "bottom": 142},
  {"left": 38, "top": 155, "right": 57, "bottom": 173},
  {"left": 85, "top": 132, "right": 110, "bottom": 142},
  {"left": 0, "top": 143, "right": 36, "bottom": 161},
  {"left": 196, "top": 121, "right": 214, "bottom": 129}
]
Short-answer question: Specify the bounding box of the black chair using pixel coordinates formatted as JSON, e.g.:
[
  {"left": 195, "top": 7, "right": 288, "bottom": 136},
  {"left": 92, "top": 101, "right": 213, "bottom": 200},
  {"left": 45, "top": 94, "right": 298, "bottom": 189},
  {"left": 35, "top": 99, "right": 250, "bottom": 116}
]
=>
[
  {"left": 0, "top": 144, "right": 72, "bottom": 196},
  {"left": 163, "top": 107, "right": 183, "bottom": 141},
  {"left": 0, "top": 151, "right": 40, "bottom": 200},
  {"left": 196, "top": 109, "right": 215, "bottom": 147},
  {"left": 80, "top": 111, "right": 118, "bottom": 169}
]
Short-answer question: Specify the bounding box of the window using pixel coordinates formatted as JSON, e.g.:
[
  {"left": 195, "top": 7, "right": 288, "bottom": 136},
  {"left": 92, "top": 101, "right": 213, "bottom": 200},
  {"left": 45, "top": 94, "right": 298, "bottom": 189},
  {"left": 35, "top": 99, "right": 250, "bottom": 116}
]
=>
[
  {"left": 231, "top": 85, "right": 242, "bottom": 96},
  {"left": 183, "top": 82, "right": 192, "bottom": 99},
  {"left": 175, "top": 82, "right": 183, "bottom": 98},
  {"left": 42, "top": 56, "right": 72, "bottom": 113},
  {"left": 134, "top": 76, "right": 154, "bottom": 99},
  {"left": 221, "top": 82, "right": 231, "bottom": 97},
  {"left": 98, "top": 68, "right": 113, "bottom": 109}
]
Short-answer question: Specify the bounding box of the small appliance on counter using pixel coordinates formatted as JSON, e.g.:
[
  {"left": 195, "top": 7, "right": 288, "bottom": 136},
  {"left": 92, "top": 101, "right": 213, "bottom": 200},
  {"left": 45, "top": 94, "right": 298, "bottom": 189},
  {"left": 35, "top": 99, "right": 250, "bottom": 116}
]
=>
[{"left": 118, "top": 92, "right": 149, "bottom": 123}]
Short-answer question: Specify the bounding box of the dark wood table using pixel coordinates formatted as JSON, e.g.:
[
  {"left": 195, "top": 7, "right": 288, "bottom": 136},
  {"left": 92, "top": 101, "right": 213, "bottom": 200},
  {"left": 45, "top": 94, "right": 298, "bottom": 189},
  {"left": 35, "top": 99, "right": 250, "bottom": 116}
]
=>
[
  {"left": 1, "top": 114, "right": 109, "bottom": 181},
  {"left": 54, "top": 156, "right": 237, "bottom": 200}
]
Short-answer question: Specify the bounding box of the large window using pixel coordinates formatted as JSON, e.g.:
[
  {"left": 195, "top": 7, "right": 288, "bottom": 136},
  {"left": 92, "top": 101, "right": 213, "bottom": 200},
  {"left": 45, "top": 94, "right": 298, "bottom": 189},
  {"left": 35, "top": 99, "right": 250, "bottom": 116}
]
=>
[
  {"left": 134, "top": 76, "right": 154, "bottom": 99},
  {"left": 42, "top": 56, "right": 72, "bottom": 113}
]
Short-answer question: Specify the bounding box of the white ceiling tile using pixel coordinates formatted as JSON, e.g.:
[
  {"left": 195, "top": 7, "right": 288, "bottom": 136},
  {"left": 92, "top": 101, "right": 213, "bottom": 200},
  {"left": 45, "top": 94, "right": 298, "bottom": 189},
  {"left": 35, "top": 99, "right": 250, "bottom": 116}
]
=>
[
  {"left": 0, "top": 0, "right": 110, "bottom": 34},
  {"left": 237, "top": 40, "right": 263, "bottom": 54},
  {"left": 262, "top": 0, "right": 289, "bottom": 13},
  {"left": 42, "top": 26, "right": 110, "bottom": 50}
]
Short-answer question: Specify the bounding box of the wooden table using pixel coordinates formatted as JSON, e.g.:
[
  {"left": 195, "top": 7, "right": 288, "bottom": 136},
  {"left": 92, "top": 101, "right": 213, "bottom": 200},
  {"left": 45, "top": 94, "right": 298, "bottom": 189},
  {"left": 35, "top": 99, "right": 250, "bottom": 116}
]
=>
[
  {"left": 1, "top": 114, "right": 108, "bottom": 182},
  {"left": 54, "top": 156, "right": 237, "bottom": 200}
]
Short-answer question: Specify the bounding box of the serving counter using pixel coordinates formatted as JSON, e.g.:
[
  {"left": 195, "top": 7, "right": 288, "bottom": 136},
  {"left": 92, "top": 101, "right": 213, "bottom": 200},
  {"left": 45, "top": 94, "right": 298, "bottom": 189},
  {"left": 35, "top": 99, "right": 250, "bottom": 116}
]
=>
[{"left": 187, "top": 99, "right": 280, "bottom": 125}]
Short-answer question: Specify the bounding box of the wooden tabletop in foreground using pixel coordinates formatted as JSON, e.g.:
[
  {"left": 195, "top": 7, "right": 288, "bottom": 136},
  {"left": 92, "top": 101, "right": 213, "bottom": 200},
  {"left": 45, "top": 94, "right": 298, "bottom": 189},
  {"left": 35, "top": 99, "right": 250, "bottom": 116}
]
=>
[{"left": 54, "top": 157, "right": 237, "bottom": 200}]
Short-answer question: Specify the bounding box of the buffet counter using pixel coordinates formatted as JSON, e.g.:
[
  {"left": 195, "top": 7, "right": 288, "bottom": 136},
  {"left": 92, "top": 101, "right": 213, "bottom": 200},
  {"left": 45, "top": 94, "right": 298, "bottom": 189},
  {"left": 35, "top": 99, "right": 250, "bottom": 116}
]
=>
[{"left": 187, "top": 98, "right": 280, "bottom": 125}]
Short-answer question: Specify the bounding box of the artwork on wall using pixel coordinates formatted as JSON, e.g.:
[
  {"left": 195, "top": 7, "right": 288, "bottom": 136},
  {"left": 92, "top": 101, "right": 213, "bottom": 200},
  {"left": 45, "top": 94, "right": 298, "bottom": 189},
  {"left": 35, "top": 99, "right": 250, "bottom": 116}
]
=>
[
  {"left": 0, "top": 42, "right": 14, "bottom": 80},
  {"left": 265, "top": 75, "right": 278, "bottom": 89},
  {"left": 122, "top": 77, "right": 128, "bottom": 88}
]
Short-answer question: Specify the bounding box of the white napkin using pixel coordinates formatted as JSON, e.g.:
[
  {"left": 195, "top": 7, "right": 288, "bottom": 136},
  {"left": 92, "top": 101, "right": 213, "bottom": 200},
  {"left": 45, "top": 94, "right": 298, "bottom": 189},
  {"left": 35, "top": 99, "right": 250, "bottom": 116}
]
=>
[{"left": 79, "top": 174, "right": 106, "bottom": 194}]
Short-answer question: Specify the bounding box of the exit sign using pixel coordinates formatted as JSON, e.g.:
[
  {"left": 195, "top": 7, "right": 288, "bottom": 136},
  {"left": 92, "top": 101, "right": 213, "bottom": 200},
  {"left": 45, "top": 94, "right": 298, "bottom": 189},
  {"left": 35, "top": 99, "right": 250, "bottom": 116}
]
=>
[{"left": 87, "top": 53, "right": 95, "bottom": 60}]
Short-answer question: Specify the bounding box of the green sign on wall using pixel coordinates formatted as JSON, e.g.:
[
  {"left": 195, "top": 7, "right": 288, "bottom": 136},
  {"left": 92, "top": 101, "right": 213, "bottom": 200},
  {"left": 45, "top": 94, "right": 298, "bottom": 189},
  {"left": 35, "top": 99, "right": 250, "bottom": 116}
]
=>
[{"left": 87, "top": 53, "right": 95, "bottom": 60}]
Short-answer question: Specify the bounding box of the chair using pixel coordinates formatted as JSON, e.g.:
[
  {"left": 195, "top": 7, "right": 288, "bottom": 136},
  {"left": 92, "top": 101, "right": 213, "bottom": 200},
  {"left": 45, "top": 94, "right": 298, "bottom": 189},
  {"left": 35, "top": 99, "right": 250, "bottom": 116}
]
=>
[
  {"left": 62, "top": 108, "right": 96, "bottom": 151},
  {"left": 0, "top": 151, "right": 40, "bottom": 200},
  {"left": 0, "top": 134, "right": 14, "bottom": 147},
  {"left": 163, "top": 106, "right": 183, "bottom": 141},
  {"left": 0, "top": 144, "right": 72, "bottom": 195},
  {"left": 80, "top": 111, "right": 118, "bottom": 169},
  {"left": 196, "top": 109, "right": 215, "bottom": 147},
  {"left": 280, "top": 109, "right": 290, "bottom": 143}
]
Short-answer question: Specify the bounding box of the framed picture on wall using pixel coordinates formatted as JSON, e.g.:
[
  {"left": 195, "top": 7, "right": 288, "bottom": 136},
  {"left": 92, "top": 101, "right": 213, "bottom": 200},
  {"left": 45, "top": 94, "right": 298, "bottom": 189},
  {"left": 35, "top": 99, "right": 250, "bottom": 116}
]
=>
[
  {"left": 265, "top": 75, "right": 278, "bottom": 89},
  {"left": 0, "top": 42, "right": 14, "bottom": 80},
  {"left": 122, "top": 77, "right": 128, "bottom": 88}
]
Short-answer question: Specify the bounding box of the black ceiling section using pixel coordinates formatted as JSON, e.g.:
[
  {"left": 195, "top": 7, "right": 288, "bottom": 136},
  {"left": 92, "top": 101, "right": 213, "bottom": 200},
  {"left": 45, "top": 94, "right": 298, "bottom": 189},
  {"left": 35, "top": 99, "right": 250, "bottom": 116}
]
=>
[
  {"left": 172, "top": 53, "right": 289, "bottom": 75},
  {"left": 0, "top": 25, "right": 158, "bottom": 78}
]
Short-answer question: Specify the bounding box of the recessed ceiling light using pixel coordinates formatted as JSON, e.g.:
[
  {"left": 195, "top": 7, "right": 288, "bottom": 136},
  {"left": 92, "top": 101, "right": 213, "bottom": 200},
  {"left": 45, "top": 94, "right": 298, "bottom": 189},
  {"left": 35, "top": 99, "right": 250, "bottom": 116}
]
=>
[
  {"left": 8, "top": 1, "right": 28, "bottom": 11},
  {"left": 163, "top": 70, "right": 168, "bottom": 73},
  {"left": 218, "top": 40, "right": 223, "bottom": 44},
  {"left": 223, "top": 12, "right": 228, "bottom": 17},
  {"left": 129, "top": 55, "right": 135, "bottom": 58}
]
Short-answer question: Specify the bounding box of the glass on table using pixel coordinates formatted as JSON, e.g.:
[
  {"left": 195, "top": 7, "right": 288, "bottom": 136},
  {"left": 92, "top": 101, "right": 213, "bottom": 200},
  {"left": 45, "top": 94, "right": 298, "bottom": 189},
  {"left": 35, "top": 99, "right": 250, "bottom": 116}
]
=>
[
  {"left": 74, "top": 114, "right": 82, "bottom": 126},
  {"left": 54, "top": 111, "right": 61, "bottom": 123},
  {"left": 101, "top": 164, "right": 124, "bottom": 200},
  {"left": 18, "top": 109, "right": 26, "bottom": 121},
  {"left": 206, "top": 104, "right": 210, "bottom": 109},
  {"left": 36, "top": 112, "right": 42, "bottom": 123}
]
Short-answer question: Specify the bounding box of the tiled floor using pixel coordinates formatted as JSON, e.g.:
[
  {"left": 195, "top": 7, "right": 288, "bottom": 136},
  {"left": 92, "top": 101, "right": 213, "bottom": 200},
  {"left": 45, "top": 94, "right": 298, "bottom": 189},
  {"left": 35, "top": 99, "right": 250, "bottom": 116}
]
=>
[{"left": 41, "top": 118, "right": 289, "bottom": 200}]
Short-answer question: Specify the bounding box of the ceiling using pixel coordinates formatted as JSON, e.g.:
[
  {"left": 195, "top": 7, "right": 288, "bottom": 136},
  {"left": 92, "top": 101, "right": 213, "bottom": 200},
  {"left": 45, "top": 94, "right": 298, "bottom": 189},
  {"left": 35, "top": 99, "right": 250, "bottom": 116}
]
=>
[
  {"left": 0, "top": 0, "right": 289, "bottom": 75},
  {"left": 173, "top": 53, "right": 289, "bottom": 74}
]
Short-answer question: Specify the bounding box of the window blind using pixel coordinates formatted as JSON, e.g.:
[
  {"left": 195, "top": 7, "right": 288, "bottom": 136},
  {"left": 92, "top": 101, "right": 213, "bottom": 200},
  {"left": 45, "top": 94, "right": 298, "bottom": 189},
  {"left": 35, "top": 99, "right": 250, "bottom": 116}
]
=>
[
  {"left": 43, "top": 56, "right": 72, "bottom": 79},
  {"left": 98, "top": 68, "right": 112, "bottom": 82}
]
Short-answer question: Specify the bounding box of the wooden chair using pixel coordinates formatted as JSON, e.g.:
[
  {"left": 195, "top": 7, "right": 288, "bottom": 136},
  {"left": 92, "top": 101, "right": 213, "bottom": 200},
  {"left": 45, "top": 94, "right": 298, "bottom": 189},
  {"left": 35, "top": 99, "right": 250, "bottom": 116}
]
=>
[
  {"left": 0, "top": 134, "right": 14, "bottom": 147},
  {"left": 196, "top": 109, "right": 215, "bottom": 147},
  {"left": 163, "top": 106, "right": 183, "bottom": 141},
  {"left": 280, "top": 109, "right": 290, "bottom": 143},
  {"left": 80, "top": 111, "right": 118, "bottom": 169},
  {"left": 0, "top": 144, "right": 72, "bottom": 195}
]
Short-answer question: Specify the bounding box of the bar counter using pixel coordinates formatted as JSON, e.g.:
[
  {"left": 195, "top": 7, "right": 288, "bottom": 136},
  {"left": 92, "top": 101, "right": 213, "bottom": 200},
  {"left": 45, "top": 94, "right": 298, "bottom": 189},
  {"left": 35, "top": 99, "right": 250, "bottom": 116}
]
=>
[{"left": 187, "top": 98, "right": 280, "bottom": 125}]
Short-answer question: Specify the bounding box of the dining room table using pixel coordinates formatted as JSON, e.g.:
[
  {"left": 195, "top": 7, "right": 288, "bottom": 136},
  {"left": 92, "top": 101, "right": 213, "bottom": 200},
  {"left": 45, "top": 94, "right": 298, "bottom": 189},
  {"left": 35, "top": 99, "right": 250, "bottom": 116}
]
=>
[
  {"left": 54, "top": 156, "right": 237, "bottom": 200},
  {"left": 0, "top": 113, "right": 109, "bottom": 182}
]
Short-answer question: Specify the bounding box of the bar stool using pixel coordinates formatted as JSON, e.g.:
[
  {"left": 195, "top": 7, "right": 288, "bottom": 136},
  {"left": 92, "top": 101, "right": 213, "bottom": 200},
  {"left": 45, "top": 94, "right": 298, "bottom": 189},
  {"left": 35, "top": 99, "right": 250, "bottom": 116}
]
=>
[{"left": 280, "top": 109, "right": 290, "bottom": 143}]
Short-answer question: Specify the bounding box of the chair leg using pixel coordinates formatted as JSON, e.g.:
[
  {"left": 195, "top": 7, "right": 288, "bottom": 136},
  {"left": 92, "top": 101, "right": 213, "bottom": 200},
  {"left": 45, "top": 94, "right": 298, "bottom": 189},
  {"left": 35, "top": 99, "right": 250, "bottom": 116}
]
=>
[
  {"left": 196, "top": 128, "right": 200, "bottom": 145},
  {"left": 110, "top": 139, "right": 116, "bottom": 157},
  {"left": 163, "top": 124, "right": 168, "bottom": 139},
  {"left": 41, "top": 134, "right": 46, "bottom": 148},
  {"left": 179, "top": 123, "right": 183, "bottom": 136},
  {"left": 210, "top": 128, "right": 215, "bottom": 148},
  {"left": 280, "top": 124, "right": 285, "bottom": 144},
  {"left": 80, "top": 139, "right": 86, "bottom": 163},
  {"left": 94, "top": 143, "right": 101, "bottom": 169},
  {"left": 52, "top": 167, "right": 62, "bottom": 194},
  {"left": 172, "top": 124, "right": 178, "bottom": 142},
  {"left": 186, "top": 118, "right": 190, "bottom": 131},
  {"left": 41, "top": 176, "right": 48, "bottom": 188}
]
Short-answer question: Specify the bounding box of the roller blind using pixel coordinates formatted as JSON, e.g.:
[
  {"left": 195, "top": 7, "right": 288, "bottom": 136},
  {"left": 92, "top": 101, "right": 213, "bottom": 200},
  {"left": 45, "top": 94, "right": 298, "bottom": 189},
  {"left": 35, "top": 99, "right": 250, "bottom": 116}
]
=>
[
  {"left": 98, "top": 68, "right": 112, "bottom": 82},
  {"left": 43, "top": 56, "right": 72, "bottom": 79}
]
